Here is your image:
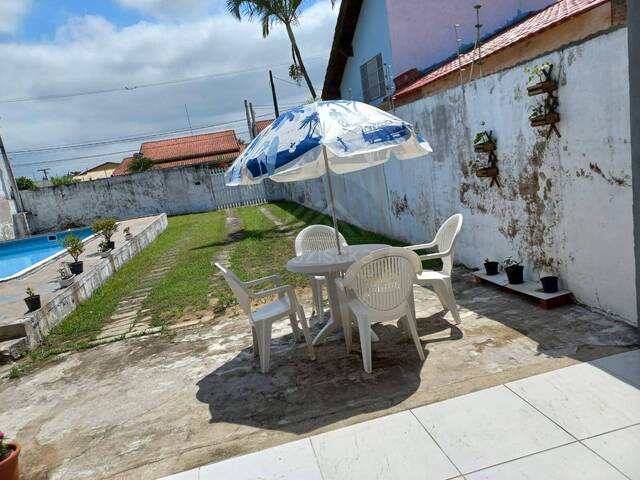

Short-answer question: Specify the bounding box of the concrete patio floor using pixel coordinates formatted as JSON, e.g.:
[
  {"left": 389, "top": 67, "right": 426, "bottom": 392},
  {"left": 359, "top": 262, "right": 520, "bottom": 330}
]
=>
[
  {"left": 0, "top": 270, "right": 637, "bottom": 479},
  {"left": 163, "top": 349, "right": 640, "bottom": 480}
]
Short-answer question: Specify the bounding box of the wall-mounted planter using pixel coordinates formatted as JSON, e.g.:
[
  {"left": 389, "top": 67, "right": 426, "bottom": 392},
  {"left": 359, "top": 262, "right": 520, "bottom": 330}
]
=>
[
  {"left": 530, "top": 112, "right": 560, "bottom": 127},
  {"left": 527, "top": 80, "right": 557, "bottom": 96},
  {"left": 473, "top": 141, "right": 496, "bottom": 153},
  {"left": 475, "top": 166, "right": 499, "bottom": 178}
]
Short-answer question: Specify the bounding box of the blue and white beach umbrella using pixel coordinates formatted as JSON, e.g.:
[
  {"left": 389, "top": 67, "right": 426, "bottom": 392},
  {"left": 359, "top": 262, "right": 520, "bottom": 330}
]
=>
[{"left": 226, "top": 100, "right": 432, "bottom": 252}]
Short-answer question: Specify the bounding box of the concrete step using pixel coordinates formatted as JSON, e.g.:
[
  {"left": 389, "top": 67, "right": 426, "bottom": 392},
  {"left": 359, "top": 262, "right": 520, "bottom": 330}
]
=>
[
  {"left": 0, "top": 321, "right": 27, "bottom": 342},
  {"left": 0, "top": 337, "right": 28, "bottom": 362}
]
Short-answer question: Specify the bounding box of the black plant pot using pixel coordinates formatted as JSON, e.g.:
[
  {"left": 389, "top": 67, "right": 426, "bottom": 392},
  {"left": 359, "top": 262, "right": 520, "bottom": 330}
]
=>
[
  {"left": 24, "top": 294, "right": 41, "bottom": 312},
  {"left": 540, "top": 276, "right": 559, "bottom": 293},
  {"left": 505, "top": 265, "right": 524, "bottom": 284},
  {"left": 69, "top": 261, "right": 84, "bottom": 275},
  {"left": 107, "top": 241, "right": 115, "bottom": 250},
  {"left": 484, "top": 261, "right": 499, "bottom": 275}
]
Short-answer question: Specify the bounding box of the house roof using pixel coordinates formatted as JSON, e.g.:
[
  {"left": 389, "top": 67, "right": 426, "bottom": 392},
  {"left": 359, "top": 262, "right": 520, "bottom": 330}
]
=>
[
  {"left": 321, "top": 0, "right": 363, "bottom": 100},
  {"left": 79, "top": 161, "right": 120, "bottom": 175},
  {"left": 140, "top": 130, "right": 240, "bottom": 162},
  {"left": 394, "top": 0, "right": 608, "bottom": 99},
  {"left": 255, "top": 119, "right": 274, "bottom": 134},
  {"left": 111, "top": 151, "right": 237, "bottom": 177}
]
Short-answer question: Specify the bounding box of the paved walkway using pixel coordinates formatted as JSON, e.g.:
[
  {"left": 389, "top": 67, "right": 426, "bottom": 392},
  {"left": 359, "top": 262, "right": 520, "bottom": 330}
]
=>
[{"left": 163, "top": 349, "right": 640, "bottom": 480}]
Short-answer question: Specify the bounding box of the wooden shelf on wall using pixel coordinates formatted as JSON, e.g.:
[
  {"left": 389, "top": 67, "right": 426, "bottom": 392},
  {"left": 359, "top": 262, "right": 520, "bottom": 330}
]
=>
[{"left": 474, "top": 272, "right": 572, "bottom": 309}]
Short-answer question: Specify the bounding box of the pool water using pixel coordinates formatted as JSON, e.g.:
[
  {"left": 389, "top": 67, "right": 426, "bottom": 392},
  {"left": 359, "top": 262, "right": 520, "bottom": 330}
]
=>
[{"left": 0, "top": 227, "right": 93, "bottom": 280}]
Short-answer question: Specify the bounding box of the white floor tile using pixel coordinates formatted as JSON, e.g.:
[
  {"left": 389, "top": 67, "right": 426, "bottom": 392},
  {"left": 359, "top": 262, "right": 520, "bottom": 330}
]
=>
[
  {"left": 583, "top": 424, "right": 640, "bottom": 479},
  {"left": 311, "top": 411, "right": 459, "bottom": 480},
  {"left": 161, "top": 469, "right": 199, "bottom": 480},
  {"left": 411, "top": 386, "right": 573, "bottom": 474},
  {"left": 198, "top": 439, "right": 322, "bottom": 480},
  {"left": 466, "top": 443, "right": 627, "bottom": 480},
  {"left": 590, "top": 350, "right": 640, "bottom": 387},
  {"left": 507, "top": 362, "right": 640, "bottom": 439}
]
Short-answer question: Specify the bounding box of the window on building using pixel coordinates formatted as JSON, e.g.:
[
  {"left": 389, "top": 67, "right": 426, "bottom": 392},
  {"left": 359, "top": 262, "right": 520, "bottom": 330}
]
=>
[{"left": 360, "top": 53, "right": 386, "bottom": 102}]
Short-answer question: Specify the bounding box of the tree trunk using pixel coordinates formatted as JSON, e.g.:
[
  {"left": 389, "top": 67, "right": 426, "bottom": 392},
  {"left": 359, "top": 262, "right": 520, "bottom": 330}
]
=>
[{"left": 285, "top": 22, "right": 317, "bottom": 100}]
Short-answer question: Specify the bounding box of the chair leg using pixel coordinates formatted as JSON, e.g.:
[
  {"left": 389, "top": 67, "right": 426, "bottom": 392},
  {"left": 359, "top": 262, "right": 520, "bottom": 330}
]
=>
[
  {"left": 443, "top": 278, "right": 462, "bottom": 324},
  {"left": 251, "top": 326, "right": 259, "bottom": 357},
  {"left": 409, "top": 288, "right": 417, "bottom": 322},
  {"left": 430, "top": 281, "right": 449, "bottom": 312},
  {"left": 356, "top": 315, "right": 372, "bottom": 373},
  {"left": 405, "top": 305, "right": 425, "bottom": 361},
  {"left": 289, "top": 314, "right": 302, "bottom": 342},
  {"left": 297, "top": 304, "right": 316, "bottom": 361},
  {"left": 336, "top": 281, "right": 352, "bottom": 353},
  {"left": 255, "top": 323, "right": 272, "bottom": 373}
]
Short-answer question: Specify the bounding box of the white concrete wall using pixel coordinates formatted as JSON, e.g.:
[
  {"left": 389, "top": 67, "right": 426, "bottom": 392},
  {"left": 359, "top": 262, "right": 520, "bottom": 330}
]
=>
[
  {"left": 282, "top": 28, "right": 637, "bottom": 324},
  {"left": 20, "top": 165, "right": 283, "bottom": 233}
]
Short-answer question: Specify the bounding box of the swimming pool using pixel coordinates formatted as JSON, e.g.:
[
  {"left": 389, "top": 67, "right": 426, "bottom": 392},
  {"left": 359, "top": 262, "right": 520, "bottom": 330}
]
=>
[{"left": 0, "top": 227, "right": 94, "bottom": 281}]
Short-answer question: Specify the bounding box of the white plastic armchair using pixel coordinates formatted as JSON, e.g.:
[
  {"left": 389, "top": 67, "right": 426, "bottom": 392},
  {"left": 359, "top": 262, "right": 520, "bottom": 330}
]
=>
[
  {"left": 337, "top": 247, "right": 425, "bottom": 373},
  {"left": 214, "top": 263, "right": 315, "bottom": 373},
  {"left": 294, "top": 225, "right": 348, "bottom": 320},
  {"left": 405, "top": 214, "right": 463, "bottom": 324}
]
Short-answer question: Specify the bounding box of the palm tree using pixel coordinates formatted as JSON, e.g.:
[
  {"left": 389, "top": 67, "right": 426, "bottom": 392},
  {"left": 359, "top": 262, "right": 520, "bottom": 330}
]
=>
[{"left": 227, "top": 0, "right": 334, "bottom": 100}]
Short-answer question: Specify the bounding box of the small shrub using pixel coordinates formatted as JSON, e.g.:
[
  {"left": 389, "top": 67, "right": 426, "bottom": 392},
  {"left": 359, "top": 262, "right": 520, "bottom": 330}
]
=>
[
  {"left": 62, "top": 234, "right": 84, "bottom": 262},
  {"left": 529, "top": 103, "right": 545, "bottom": 120},
  {"left": 99, "top": 240, "right": 111, "bottom": 252},
  {"left": 92, "top": 218, "right": 118, "bottom": 242},
  {"left": 25, "top": 287, "right": 36, "bottom": 297},
  {"left": 16, "top": 176, "right": 37, "bottom": 190},
  {"left": 8, "top": 366, "right": 22, "bottom": 379},
  {"left": 0, "top": 431, "right": 11, "bottom": 459},
  {"left": 51, "top": 174, "right": 78, "bottom": 186},
  {"left": 524, "top": 61, "right": 552, "bottom": 84},
  {"left": 502, "top": 256, "right": 521, "bottom": 270},
  {"left": 128, "top": 156, "right": 153, "bottom": 173}
]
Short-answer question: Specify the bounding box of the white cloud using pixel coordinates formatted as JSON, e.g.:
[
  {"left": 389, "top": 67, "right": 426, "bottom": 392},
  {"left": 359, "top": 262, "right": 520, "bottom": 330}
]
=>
[
  {"left": 0, "top": 0, "right": 31, "bottom": 35},
  {"left": 0, "top": 1, "right": 337, "bottom": 178}
]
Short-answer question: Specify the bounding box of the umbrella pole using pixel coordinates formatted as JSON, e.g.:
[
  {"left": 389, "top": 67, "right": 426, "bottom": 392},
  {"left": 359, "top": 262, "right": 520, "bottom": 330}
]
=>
[{"left": 322, "top": 145, "right": 342, "bottom": 254}]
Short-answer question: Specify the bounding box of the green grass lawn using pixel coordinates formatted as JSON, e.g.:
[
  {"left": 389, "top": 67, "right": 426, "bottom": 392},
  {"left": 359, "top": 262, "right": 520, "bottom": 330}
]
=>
[{"left": 26, "top": 201, "right": 435, "bottom": 365}]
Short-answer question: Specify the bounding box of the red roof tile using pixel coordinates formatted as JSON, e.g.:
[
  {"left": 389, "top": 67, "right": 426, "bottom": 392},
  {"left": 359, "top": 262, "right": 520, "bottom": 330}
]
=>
[
  {"left": 140, "top": 130, "right": 240, "bottom": 163},
  {"left": 255, "top": 119, "right": 274, "bottom": 134},
  {"left": 394, "top": 0, "right": 608, "bottom": 98},
  {"left": 111, "top": 152, "right": 237, "bottom": 177}
]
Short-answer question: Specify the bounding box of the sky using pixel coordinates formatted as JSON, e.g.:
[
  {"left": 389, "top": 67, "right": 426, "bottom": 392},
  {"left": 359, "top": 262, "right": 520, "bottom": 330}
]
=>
[{"left": 0, "top": 0, "right": 339, "bottom": 179}]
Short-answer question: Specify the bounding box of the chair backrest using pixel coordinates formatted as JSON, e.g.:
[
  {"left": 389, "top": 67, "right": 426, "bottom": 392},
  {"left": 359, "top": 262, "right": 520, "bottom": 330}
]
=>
[
  {"left": 343, "top": 247, "right": 421, "bottom": 312},
  {"left": 214, "top": 262, "right": 252, "bottom": 319},
  {"left": 294, "top": 224, "right": 348, "bottom": 256},
  {"left": 434, "top": 214, "right": 463, "bottom": 275}
]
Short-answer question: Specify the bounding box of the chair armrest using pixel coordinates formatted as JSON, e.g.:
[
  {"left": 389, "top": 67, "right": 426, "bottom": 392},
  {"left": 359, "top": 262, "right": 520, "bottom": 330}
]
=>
[
  {"left": 418, "top": 247, "right": 452, "bottom": 261},
  {"left": 244, "top": 274, "right": 282, "bottom": 288},
  {"left": 405, "top": 241, "right": 437, "bottom": 251},
  {"left": 250, "top": 284, "right": 293, "bottom": 300}
]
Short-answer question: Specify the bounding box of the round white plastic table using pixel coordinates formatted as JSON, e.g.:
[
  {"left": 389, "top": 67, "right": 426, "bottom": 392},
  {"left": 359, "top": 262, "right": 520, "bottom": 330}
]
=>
[{"left": 287, "top": 244, "right": 389, "bottom": 345}]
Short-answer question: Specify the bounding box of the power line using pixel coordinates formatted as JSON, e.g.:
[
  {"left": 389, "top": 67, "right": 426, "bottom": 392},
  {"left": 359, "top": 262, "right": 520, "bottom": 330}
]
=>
[{"left": 0, "top": 56, "right": 324, "bottom": 104}]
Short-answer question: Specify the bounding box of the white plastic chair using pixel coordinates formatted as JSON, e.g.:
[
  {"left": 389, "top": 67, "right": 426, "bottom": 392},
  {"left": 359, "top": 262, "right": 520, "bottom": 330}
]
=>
[
  {"left": 214, "top": 263, "right": 315, "bottom": 373},
  {"left": 294, "top": 225, "right": 348, "bottom": 320},
  {"left": 336, "top": 247, "right": 425, "bottom": 373},
  {"left": 405, "top": 214, "right": 463, "bottom": 324}
]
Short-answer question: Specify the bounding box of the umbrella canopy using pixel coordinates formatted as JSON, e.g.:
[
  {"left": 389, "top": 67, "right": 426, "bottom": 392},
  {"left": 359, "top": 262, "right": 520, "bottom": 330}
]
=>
[
  {"left": 225, "top": 100, "right": 432, "bottom": 253},
  {"left": 225, "top": 100, "right": 431, "bottom": 186}
]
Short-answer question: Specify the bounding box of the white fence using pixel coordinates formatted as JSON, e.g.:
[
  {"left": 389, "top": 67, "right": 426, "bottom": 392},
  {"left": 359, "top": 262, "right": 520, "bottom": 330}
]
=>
[{"left": 210, "top": 167, "right": 268, "bottom": 209}]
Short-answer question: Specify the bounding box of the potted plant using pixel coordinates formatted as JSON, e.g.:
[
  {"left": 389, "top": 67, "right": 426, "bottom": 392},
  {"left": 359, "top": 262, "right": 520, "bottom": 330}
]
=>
[
  {"left": 124, "top": 226, "right": 133, "bottom": 241},
  {"left": 57, "top": 264, "right": 75, "bottom": 288},
  {"left": 529, "top": 103, "right": 559, "bottom": 127},
  {"left": 525, "top": 62, "right": 556, "bottom": 96},
  {"left": 0, "top": 431, "right": 20, "bottom": 480},
  {"left": 540, "top": 272, "right": 559, "bottom": 293},
  {"left": 484, "top": 258, "right": 499, "bottom": 275},
  {"left": 62, "top": 234, "right": 84, "bottom": 275},
  {"left": 98, "top": 241, "right": 112, "bottom": 258},
  {"left": 24, "top": 287, "right": 40, "bottom": 312},
  {"left": 92, "top": 218, "right": 118, "bottom": 250},
  {"left": 503, "top": 257, "right": 524, "bottom": 284},
  {"left": 473, "top": 131, "right": 495, "bottom": 152}
]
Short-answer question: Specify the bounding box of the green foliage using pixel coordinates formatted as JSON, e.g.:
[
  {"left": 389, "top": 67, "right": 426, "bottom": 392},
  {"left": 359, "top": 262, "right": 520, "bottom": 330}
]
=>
[
  {"left": 16, "top": 176, "right": 37, "bottom": 190},
  {"left": 25, "top": 287, "right": 36, "bottom": 297},
  {"left": 61, "top": 234, "right": 84, "bottom": 262},
  {"left": 524, "top": 61, "right": 552, "bottom": 84},
  {"left": 503, "top": 256, "right": 521, "bottom": 270},
  {"left": 98, "top": 240, "right": 111, "bottom": 252},
  {"left": 529, "top": 103, "right": 545, "bottom": 120},
  {"left": 8, "top": 366, "right": 22, "bottom": 379},
  {"left": 473, "top": 132, "right": 485, "bottom": 144},
  {"left": 92, "top": 218, "right": 118, "bottom": 242},
  {"left": 289, "top": 63, "right": 303, "bottom": 84},
  {"left": 51, "top": 174, "right": 78, "bottom": 186},
  {"left": 128, "top": 156, "right": 153, "bottom": 173}
]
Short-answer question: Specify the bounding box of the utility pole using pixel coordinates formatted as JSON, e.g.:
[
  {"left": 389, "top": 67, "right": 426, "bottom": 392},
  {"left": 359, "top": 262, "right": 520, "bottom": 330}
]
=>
[
  {"left": 0, "top": 133, "right": 24, "bottom": 211},
  {"left": 37, "top": 168, "right": 50, "bottom": 181},
  {"left": 244, "top": 99, "right": 254, "bottom": 140},
  {"left": 249, "top": 102, "right": 257, "bottom": 139},
  {"left": 184, "top": 104, "right": 193, "bottom": 135},
  {"left": 269, "top": 70, "right": 280, "bottom": 118}
]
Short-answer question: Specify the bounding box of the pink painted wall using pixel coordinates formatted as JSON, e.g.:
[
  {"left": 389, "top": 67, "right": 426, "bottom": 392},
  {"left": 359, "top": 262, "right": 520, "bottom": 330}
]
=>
[{"left": 385, "top": 0, "right": 556, "bottom": 76}]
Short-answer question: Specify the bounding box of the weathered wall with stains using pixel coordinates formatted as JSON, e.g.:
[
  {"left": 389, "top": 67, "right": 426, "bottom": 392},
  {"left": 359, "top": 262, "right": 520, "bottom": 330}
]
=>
[
  {"left": 20, "top": 165, "right": 284, "bottom": 233},
  {"left": 281, "top": 27, "right": 636, "bottom": 324}
]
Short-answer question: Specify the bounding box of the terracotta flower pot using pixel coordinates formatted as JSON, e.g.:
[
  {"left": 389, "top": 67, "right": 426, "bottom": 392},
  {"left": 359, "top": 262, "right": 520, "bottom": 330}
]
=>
[{"left": 0, "top": 442, "right": 21, "bottom": 480}]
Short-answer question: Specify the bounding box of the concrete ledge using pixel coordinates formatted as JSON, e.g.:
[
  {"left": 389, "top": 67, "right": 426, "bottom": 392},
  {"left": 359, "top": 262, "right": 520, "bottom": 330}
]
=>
[{"left": 20, "top": 213, "right": 168, "bottom": 351}]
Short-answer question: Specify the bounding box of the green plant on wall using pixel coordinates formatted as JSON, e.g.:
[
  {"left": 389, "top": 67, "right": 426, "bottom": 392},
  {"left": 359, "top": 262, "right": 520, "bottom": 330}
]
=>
[
  {"left": 529, "top": 103, "right": 545, "bottom": 120},
  {"left": 61, "top": 234, "right": 84, "bottom": 262},
  {"left": 16, "top": 176, "right": 37, "bottom": 190},
  {"left": 51, "top": 174, "right": 78, "bottom": 186},
  {"left": 92, "top": 218, "right": 118, "bottom": 243},
  {"left": 524, "top": 61, "right": 552, "bottom": 84},
  {"left": 128, "top": 156, "right": 153, "bottom": 173},
  {"left": 473, "top": 131, "right": 495, "bottom": 145}
]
